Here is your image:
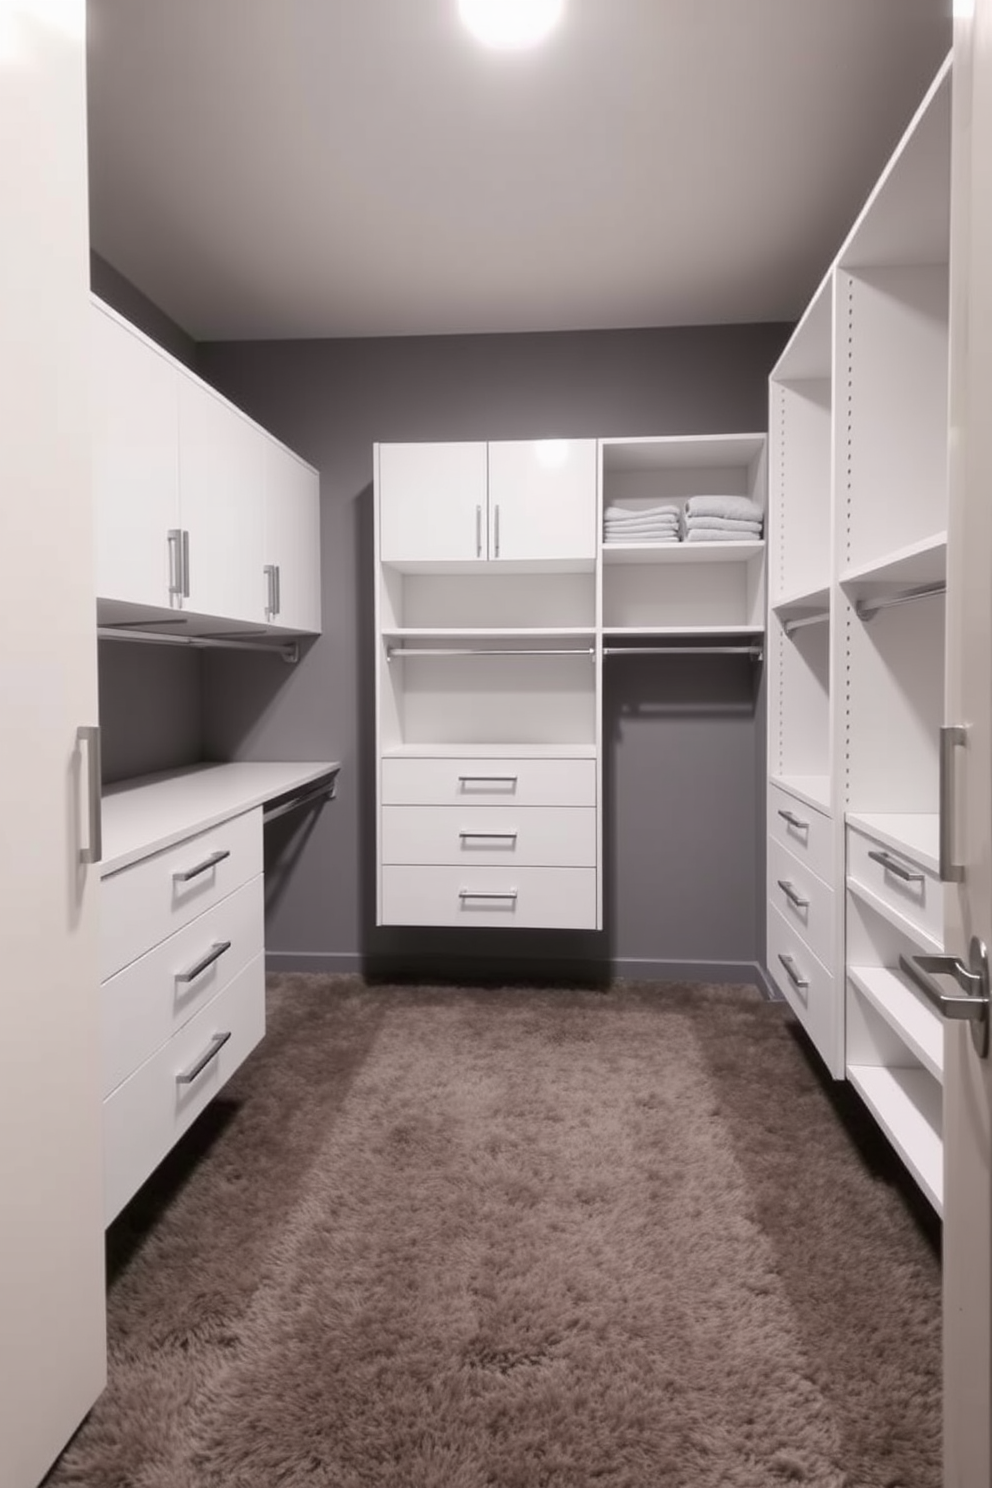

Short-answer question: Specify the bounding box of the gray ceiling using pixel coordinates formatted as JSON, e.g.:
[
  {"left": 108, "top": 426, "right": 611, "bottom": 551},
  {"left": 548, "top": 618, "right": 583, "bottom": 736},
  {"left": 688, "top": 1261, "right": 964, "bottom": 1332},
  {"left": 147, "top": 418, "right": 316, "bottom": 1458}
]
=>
[{"left": 86, "top": 0, "right": 952, "bottom": 341}]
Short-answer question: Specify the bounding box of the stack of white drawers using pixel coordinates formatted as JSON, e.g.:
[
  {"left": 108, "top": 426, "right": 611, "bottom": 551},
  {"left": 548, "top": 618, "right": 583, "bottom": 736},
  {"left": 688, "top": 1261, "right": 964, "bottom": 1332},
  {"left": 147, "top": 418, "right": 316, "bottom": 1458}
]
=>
[
  {"left": 379, "top": 755, "right": 598, "bottom": 929},
  {"left": 100, "top": 808, "right": 266, "bottom": 1223},
  {"left": 766, "top": 782, "right": 836, "bottom": 1055}
]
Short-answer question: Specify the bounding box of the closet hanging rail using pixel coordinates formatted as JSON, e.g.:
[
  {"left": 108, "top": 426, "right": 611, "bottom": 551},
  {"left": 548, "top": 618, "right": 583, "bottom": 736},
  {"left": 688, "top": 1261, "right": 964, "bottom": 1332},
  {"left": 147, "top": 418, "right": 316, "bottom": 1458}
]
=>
[
  {"left": 603, "top": 643, "right": 763, "bottom": 661},
  {"left": 855, "top": 580, "right": 946, "bottom": 622},
  {"left": 98, "top": 625, "right": 301, "bottom": 664},
  {"left": 386, "top": 645, "right": 595, "bottom": 661},
  {"left": 783, "top": 611, "right": 829, "bottom": 638},
  {"left": 262, "top": 768, "right": 340, "bottom": 825}
]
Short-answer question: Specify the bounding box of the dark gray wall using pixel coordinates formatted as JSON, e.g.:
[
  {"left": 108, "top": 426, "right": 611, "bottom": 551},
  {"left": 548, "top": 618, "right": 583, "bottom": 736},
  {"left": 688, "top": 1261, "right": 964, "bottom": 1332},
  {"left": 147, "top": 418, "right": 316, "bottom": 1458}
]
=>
[
  {"left": 98, "top": 640, "right": 203, "bottom": 784},
  {"left": 91, "top": 251, "right": 199, "bottom": 371},
  {"left": 195, "top": 326, "right": 789, "bottom": 983}
]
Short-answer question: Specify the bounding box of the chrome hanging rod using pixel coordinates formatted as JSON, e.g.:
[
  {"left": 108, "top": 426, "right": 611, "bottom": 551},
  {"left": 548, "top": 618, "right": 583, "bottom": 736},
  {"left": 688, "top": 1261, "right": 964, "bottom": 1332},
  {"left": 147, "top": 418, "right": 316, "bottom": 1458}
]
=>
[
  {"left": 98, "top": 626, "right": 300, "bottom": 664},
  {"left": 856, "top": 580, "right": 946, "bottom": 622},
  {"left": 262, "top": 769, "right": 340, "bottom": 825},
  {"left": 783, "top": 611, "right": 830, "bottom": 637},
  {"left": 386, "top": 646, "right": 595, "bottom": 661},
  {"left": 603, "top": 644, "right": 763, "bottom": 661}
]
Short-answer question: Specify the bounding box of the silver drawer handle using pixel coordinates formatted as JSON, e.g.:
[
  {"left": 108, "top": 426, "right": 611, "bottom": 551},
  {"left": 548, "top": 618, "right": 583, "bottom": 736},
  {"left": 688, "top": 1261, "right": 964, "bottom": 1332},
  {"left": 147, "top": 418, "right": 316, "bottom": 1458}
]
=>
[
  {"left": 778, "top": 953, "right": 809, "bottom": 991},
  {"left": 176, "top": 1031, "right": 231, "bottom": 1085},
  {"left": 458, "top": 775, "right": 518, "bottom": 784},
  {"left": 173, "top": 849, "right": 231, "bottom": 884},
  {"left": 867, "top": 848, "right": 924, "bottom": 884},
  {"left": 459, "top": 889, "right": 518, "bottom": 901},
  {"left": 777, "top": 808, "right": 808, "bottom": 831},
  {"left": 176, "top": 940, "right": 232, "bottom": 985},
  {"left": 777, "top": 878, "right": 809, "bottom": 910},
  {"left": 459, "top": 831, "right": 518, "bottom": 841}
]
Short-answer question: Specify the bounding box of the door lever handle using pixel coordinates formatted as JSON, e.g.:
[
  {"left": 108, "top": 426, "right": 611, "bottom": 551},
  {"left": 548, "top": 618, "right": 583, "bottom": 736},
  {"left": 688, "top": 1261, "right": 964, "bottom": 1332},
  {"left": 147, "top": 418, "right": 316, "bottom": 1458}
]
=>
[{"left": 900, "top": 938, "right": 990, "bottom": 1057}]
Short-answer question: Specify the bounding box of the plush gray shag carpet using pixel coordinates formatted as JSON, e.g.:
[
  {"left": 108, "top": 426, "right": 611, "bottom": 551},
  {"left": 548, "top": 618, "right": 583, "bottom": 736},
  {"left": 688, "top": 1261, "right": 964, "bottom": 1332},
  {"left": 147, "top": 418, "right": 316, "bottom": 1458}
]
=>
[{"left": 47, "top": 976, "right": 941, "bottom": 1488}]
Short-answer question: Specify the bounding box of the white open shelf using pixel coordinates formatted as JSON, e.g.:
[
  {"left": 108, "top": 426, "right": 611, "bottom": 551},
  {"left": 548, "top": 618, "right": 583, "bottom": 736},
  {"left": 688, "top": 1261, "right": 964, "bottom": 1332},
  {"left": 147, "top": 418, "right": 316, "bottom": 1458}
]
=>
[
  {"left": 381, "top": 558, "right": 595, "bottom": 576},
  {"left": 604, "top": 625, "right": 763, "bottom": 639},
  {"left": 846, "top": 1063, "right": 942, "bottom": 1213},
  {"left": 846, "top": 811, "right": 939, "bottom": 874},
  {"left": 602, "top": 541, "right": 763, "bottom": 565},
  {"left": 770, "top": 774, "right": 832, "bottom": 814},
  {"left": 847, "top": 877, "right": 943, "bottom": 955},
  {"left": 771, "top": 584, "right": 831, "bottom": 618},
  {"left": 839, "top": 533, "right": 947, "bottom": 597},
  {"left": 848, "top": 964, "right": 943, "bottom": 1082},
  {"left": 382, "top": 628, "right": 595, "bottom": 641},
  {"left": 381, "top": 742, "right": 598, "bottom": 760}
]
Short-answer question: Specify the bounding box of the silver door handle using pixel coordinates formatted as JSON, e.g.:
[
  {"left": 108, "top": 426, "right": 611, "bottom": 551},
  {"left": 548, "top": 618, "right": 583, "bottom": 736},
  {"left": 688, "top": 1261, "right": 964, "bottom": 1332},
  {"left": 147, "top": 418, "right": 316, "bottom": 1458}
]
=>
[
  {"left": 476, "top": 504, "right": 482, "bottom": 558},
  {"left": 777, "top": 808, "right": 808, "bottom": 831},
  {"left": 494, "top": 503, "right": 501, "bottom": 558},
  {"left": 900, "top": 938, "right": 989, "bottom": 1057},
  {"left": 459, "top": 832, "right": 518, "bottom": 840},
  {"left": 182, "top": 529, "right": 191, "bottom": 597},
  {"left": 176, "top": 940, "right": 232, "bottom": 984},
  {"left": 777, "top": 879, "right": 809, "bottom": 910},
  {"left": 264, "top": 563, "right": 277, "bottom": 618},
  {"left": 459, "top": 889, "right": 518, "bottom": 901},
  {"left": 867, "top": 849, "right": 924, "bottom": 884},
  {"left": 168, "top": 528, "right": 184, "bottom": 601},
  {"left": 777, "top": 952, "right": 809, "bottom": 991},
  {"left": 77, "top": 725, "right": 102, "bottom": 865},
  {"left": 274, "top": 564, "right": 281, "bottom": 616},
  {"left": 940, "top": 724, "right": 967, "bottom": 883},
  {"left": 457, "top": 775, "right": 518, "bottom": 784},
  {"left": 173, "top": 848, "right": 230, "bottom": 883},
  {"left": 176, "top": 1031, "right": 232, "bottom": 1085}
]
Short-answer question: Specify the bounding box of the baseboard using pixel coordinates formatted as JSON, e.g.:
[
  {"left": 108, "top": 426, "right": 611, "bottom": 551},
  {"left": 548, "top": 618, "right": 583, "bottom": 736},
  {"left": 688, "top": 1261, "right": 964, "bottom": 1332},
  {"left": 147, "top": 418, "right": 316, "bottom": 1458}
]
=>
[{"left": 266, "top": 950, "right": 778, "bottom": 996}]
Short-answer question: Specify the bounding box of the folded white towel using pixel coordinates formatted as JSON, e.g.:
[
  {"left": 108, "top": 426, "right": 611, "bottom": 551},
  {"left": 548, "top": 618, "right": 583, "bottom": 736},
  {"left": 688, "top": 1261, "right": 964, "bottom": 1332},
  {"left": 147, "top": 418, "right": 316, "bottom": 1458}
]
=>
[
  {"left": 604, "top": 504, "right": 680, "bottom": 522},
  {"left": 683, "top": 517, "right": 762, "bottom": 534},
  {"left": 684, "top": 495, "right": 763, "bottom": 523},
  {"left": 684, "top": 527, "right": 762, "bottom": 543},
  {"left": 604, "top": 534, "right": 680, "bottom": 545},
  {"left": 605, "top": 519, "right": 680, "bottom": 534}
]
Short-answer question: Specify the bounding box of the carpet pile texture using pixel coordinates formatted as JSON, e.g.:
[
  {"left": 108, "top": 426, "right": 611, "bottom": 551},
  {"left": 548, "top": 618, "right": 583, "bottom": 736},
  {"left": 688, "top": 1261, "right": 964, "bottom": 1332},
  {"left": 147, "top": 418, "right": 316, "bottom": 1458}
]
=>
[{"left": 47, "top": 976, "right": 941, "bottom": 1487}]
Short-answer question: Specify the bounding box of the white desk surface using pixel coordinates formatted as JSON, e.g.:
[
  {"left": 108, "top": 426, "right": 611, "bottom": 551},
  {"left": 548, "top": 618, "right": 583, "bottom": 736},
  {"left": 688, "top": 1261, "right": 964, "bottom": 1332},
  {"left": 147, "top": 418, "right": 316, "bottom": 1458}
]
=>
[{"left": 100, "top": 761, "right": 339, "bottom": 876}]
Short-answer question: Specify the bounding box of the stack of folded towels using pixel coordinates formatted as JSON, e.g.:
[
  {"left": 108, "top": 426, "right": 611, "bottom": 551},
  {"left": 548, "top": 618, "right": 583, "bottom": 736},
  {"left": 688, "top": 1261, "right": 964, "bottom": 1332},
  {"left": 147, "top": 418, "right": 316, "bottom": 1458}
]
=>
[
  {"left": 681, "top": 495, "right": 764, "bottom": 542},
  {"left": 603, "top": 503, "right": 680, "bottom": 545}
]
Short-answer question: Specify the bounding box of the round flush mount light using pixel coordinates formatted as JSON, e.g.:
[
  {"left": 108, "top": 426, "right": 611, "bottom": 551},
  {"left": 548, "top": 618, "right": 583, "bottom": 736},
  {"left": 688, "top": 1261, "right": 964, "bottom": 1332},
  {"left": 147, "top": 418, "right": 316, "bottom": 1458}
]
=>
[{"left": 458, "top": 0, "right": 565, "bottom": 51}]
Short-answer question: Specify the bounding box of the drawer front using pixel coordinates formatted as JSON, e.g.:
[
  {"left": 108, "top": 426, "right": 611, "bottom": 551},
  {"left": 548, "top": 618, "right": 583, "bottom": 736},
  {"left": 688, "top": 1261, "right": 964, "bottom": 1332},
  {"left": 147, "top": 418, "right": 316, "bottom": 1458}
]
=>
[
  {"left": 847, "top": 826, "right": 942, "bottom": 948},
  {"left": 101, "top": 808, "right": 262, "bottom": 981},
  {"left": 381, "top": 805, "right": 596, "bottom": 868},
  {"left": 381, "top": 757, "right": 596, "bottom": 808},
  {"left": 381, "top": 865, "right": 598, "bottom": 929},
  {"left": 767, "top": 903, "right": 837, "bottom": 1070},
  {"left": 767, "top": 782, "right": 833, "bottom": 885},
  {"left": 102, "top": 873, "right": 264, "bottom": 1097},
  {"left": 103, "top": 953, "right": 266, "bottom": 1224},
  {"left": 767, "top": 836, "right": 834, "bottom": 971}
]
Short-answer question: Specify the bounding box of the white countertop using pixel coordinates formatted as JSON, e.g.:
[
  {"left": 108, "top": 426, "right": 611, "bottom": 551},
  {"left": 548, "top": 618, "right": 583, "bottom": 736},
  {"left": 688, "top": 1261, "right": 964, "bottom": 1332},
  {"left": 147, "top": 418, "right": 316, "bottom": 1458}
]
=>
[{"left": 101, "top": 761, "right": 339, "bottom": 876}]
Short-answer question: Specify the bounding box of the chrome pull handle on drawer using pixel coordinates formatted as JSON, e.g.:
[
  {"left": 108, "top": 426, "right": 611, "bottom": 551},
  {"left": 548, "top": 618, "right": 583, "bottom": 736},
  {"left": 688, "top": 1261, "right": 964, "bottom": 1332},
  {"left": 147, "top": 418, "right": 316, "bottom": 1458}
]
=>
[
  {"left": 457, "top": 775, "right": 518, "bottom": 784},
  {"left": 777, "top": 878, "right": 809, "bottom": 910},
  {"left": 777, "top": 953, "right": 809, "bottom": 991},
  {"left": 176, "top": 1031, "right": 232, "bottom": 1085},
  {"left": 777, "top": 808, "right": 808, "bottom": 831},
  {"left": 264, "top": 563, "right": 277, "bottom": 618},
  {"left": 77, "top": 725, "right": 103, "bottom": 865},
  {"left": 940, "top": 724, "right": 967, "bottom": 883},
  {"left": 494, "top": 503, "right": 501, "bottom": 558},
  {"left": 867, "top": 848, "right": 924, "bottom": 884},
  {"left": 176, "top": 940, "right": 232, "bottom": 985},
  {"left": 173, "top": 848, "right": 231, "bottom": 884},
  {"left": 459, "top": 889, "right": 518, "bottom": 901},
  {"left": 900, "top": 939, "right": 989, "bottom": 1058},
  {"left": 475, "top": 504, "right": 482, "bottom": 559},
  {"left": 181, "top": 529, "right": 191, "bottom": 598},
  {"left": 168, "top": 528, "right": 184, "bottom": 600},
  {"left": 459, "top": 831, "right": 518, "bottom": 841}
]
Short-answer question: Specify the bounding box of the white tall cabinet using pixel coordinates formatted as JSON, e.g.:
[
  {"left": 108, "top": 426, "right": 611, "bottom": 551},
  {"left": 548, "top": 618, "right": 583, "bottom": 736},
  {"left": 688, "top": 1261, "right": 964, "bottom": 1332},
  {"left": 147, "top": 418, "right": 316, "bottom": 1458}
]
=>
[{"left": 0, "top": 6, "right": 107, "bottom": 1487}]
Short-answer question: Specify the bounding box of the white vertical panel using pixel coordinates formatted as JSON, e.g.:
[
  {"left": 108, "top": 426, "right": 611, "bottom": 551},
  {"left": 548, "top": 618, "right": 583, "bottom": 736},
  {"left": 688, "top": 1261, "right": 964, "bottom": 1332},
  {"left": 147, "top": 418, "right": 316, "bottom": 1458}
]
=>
[
  {"left": 0, "top": 5, "right": 107, "bottom": 1486},
  {"left": 264, "top": 441, "right": 321, "bottom": 631},
  {"left": 379, "top": 442, "right": 487, "bottom": 562},
  {"left": 488, "top": 439, "right": 597, "bottom": 562}
]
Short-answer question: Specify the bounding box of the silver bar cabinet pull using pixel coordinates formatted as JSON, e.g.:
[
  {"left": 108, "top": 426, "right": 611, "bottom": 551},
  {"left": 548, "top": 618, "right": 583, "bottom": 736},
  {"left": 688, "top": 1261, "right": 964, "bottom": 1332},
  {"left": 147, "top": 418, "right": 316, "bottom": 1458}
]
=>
[
  {"left": 939, "top": 724, "right": 967, "bottom": 883},
  {"left": 176, "top": 1031, "right": 232, "bottom": 1085},
  {"left": 168, "top": 528, "right": 184, "bottom": 600},
  {"left": 181, "top": 529, "right": 191, "bottom": 597},
  {"left": 867, "top": 848, "right": 924, "bottom": 884},
  {"left": 274, "top": 564, "right": 281, "bottom": 616},
  {"left": 494, "top": 503, "right": 501, "bottom": 557},
  {"left": 458, "top": 774, "right": 518, "bottom": 785},
  {"left": 173, "top": 848, "right": 230, "bottom": 884},
  {"left": 459, "top": 889, "right": 518, "bottom": 901},
  {"left": 459, "top": 831, "right": 518, "bottom": 841},
  {"left": 176, "top": 940, "right": 232, "bottom": 985},
  {"left": 900, "top": 938, "right": 990, "bottom": 1058},
  {"left": 777, "top": 953, "right": 809, "bottom": 991},
  {"left": 264, "top": 564, "right": 277, "bottom": 617},
  {"left": 77, "top": 725, "right": 103, "bottom": 865},
  {"left": 777, "top": 879, "right": 809, "bottom": 910},
  {"left": 777, "top": 808, "right": 808, "bottom": 831},
  {"left": 476, "top": 504, "right": 482, "bottom": 558}
]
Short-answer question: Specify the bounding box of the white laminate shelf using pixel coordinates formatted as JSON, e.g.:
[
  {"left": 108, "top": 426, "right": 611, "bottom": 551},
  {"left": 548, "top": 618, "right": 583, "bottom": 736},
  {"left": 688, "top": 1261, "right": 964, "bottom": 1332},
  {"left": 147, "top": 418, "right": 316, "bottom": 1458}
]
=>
[
  {"left": 846, "top": 1063, "right": 943, "bottom": 1213},
  {"left": 603, "top": 626, "right": 763, "bottom": 639},
  {"left": 839, "top": 533, "right": 947, "bottom": 599},
  {"left": 769, "top": 774, "right": 831, "bottom": 815},
  {"left": 848, "top": 965, "right": 943, "bottom": 1082},
  {"left": 382, "top": 628, "right": 595, "bottom": 641},
  {"left": 381, "top": 743, "right": 597, "bottom": 760},
  {"left": 601, "top": 542, "right": 763, "bottom": 565},
  {"left": 846, "top": 812, "right": 940, "bottom": 874},
  {"left": 101, "top": 761, "right": 339, "bottom": 875},
  {"left": 771, "top": 584, "right": 831, "bottom": 618}
]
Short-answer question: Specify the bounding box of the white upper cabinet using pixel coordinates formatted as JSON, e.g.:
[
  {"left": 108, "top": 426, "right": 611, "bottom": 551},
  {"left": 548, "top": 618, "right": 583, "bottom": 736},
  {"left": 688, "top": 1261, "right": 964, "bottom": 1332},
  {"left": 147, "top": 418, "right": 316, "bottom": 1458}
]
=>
[
  {"left": 379, "top": 441, "right": 488, "bottom": 563},
  {"left": 92, "top": 304, "right": 180, "bottom": 608},
  {"left": 487, "top": 439, "right": 597, "bottom": 562},
  {"left": 178, "top": 378, "right": 267, "bottom": 623},
  {"left": 264, "top": 440, "right": 322, "bottom": 631}
]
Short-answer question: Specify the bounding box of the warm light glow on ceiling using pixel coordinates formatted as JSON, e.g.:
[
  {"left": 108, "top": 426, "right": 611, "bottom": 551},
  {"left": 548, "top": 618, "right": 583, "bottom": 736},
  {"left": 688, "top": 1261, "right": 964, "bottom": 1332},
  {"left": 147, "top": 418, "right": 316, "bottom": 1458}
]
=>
[{"left": 458, "top": 0, "right": 565, "bottom": 51}]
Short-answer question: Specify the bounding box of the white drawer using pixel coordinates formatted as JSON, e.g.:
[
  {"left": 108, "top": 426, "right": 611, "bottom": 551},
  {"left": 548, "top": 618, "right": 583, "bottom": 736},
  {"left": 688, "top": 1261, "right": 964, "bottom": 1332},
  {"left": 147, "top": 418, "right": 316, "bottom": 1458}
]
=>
[
  {"left": 381, "top": 865, "right": 598, "bottom": 929},
  {"left": 381, "top": 757, "right": 596, "bottom": 807},
  {"left": 767, "top": 903, "right": 836, "bottom": 1068},
  {"left": 103, "top": 953, "right": 265, "bottom": 1224},
  {"left": 101, "top": 873, "right": 264, "bottom": 1097},
  {"left": 101, "top": 808, "right": 262, "bottom": 981},
  {"left": 847, "top": 824, "right": 942, "bottom": 949},
  {"left": 768, "top": 782, "right": 833, "bottom": 885},
  {"left": 768, "top": 836, "right": 834, "bottom": 972},
  {"left": 381, "top": 805, "right": 596, "bottom": 868}
]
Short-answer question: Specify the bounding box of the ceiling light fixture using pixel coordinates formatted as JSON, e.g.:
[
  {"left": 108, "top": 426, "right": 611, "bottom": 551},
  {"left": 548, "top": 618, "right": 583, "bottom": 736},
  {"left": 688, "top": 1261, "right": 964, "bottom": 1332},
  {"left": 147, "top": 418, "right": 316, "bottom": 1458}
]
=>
[{"left": 458, "top": 0, "right": 565, "bottom": 51}]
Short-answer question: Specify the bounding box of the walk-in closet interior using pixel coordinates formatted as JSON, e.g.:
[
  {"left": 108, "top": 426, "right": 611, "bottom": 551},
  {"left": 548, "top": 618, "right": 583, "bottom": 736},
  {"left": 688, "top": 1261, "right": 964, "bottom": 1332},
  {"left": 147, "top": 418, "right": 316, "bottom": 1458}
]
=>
[{"left": 5, "top": 4, "right": 980, "bottom": 1487}]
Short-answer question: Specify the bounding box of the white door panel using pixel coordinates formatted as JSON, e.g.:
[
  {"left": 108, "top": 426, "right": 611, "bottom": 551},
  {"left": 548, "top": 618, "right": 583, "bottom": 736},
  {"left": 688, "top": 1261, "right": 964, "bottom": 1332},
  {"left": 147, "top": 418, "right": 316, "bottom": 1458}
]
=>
[
  {"left": 265, "top": 441, "right": 321, "bottom": 631},
  {"left": 488, "top": 439, "right": 598, "bottom": 562},
  {"left": 379, "top": 441, "right": 488, "bottom": 562}
]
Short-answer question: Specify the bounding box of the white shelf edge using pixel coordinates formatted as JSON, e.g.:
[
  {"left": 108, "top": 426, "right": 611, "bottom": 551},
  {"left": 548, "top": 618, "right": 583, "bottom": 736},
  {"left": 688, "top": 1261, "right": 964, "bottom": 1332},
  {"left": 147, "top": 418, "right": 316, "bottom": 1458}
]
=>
[
  {"left": 770, "top": 584, "right": 831, "bottom": 616},
  {"left": 846, "top": 1063, "right": 943, "bottom": 1213},
  {"left": 846, "top": 812, "right": 940, "bottom": 875},
  {"left": 603, "top": 625, "right": 763, "bottom": 637},
  {"left": 769, "top": 774, "right": 832, "bottom": 815},
  {"left": 380, "top": 743, "right": 599, "bottom": 760},
  {"left": 848, "top": 965, "right": 943, "bottom": 1083},
  {"left": 846, "top": 877, "right": 944, "bottom": 955},
  {"left": 601, "top": 541, "right": 764, "bottom": 565},
  {"left": 380, "top": 557, "right": 596, "bottom": 576},
  {"left": 381, "top": 627, "right": 596, "bottom": 639},
  {"left": 839, "top": 533, "right": 948, "bottom": 591}
]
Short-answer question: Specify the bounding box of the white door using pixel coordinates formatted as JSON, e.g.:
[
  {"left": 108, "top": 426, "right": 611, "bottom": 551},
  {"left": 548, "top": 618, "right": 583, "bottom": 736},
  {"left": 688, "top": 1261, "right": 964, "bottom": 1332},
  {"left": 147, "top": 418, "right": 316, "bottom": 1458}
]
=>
[
  {"left": 378, "top": 441, "right": 488, "bottom": 562},
  {"left": 264, "top": 440, "right": 322, "bottom": 631},
  {"left": 487, "top": 439, "right": 598, "bottom": 562},
  {"left": 0, "top": 6, "right": 107, "bottom": 1487},
  {"left": 179, "top": 377, "right": 267, "bottom": 622},
  {"left": 942, "top": 6, "right": 992, "bottom": 1483},
  {"left": 91, "top": 301, "right": 181, "bottom": 608}
]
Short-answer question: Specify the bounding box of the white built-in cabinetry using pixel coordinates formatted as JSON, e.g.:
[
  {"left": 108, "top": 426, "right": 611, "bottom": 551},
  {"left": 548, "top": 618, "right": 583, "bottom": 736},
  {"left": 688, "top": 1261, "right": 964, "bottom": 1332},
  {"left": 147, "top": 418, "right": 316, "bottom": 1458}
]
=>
[
  {"left": 375, "top": 434, "right": 766, "bottom": 932},
  {"left": 767, "top": 56, "right": 951, "bottom": 1211},
  {"left": 92, "top": 297, "right": 322, "bottom": 635}
]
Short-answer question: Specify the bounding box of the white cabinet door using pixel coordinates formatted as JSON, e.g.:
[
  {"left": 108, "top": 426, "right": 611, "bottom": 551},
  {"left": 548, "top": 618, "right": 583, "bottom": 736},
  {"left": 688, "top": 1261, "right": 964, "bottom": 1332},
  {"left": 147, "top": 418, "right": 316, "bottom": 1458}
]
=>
[
  {"left": 488, "top": 439, "right": 598, "bottom": 562},
  {"left": 1, "top": 7, "right": 107, "bottom": 1486},
  {"left": 265, "top": 441, "right": 321, "bottom": 631},
  {"left": 92, "top": 303, "right": 180, "bottom": 607},
  {"left": 379, "top": 441, "right": 488, "bottom": 562},
  {"left": 179, "top": 377, "right": 267, "bottom": 622}
]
